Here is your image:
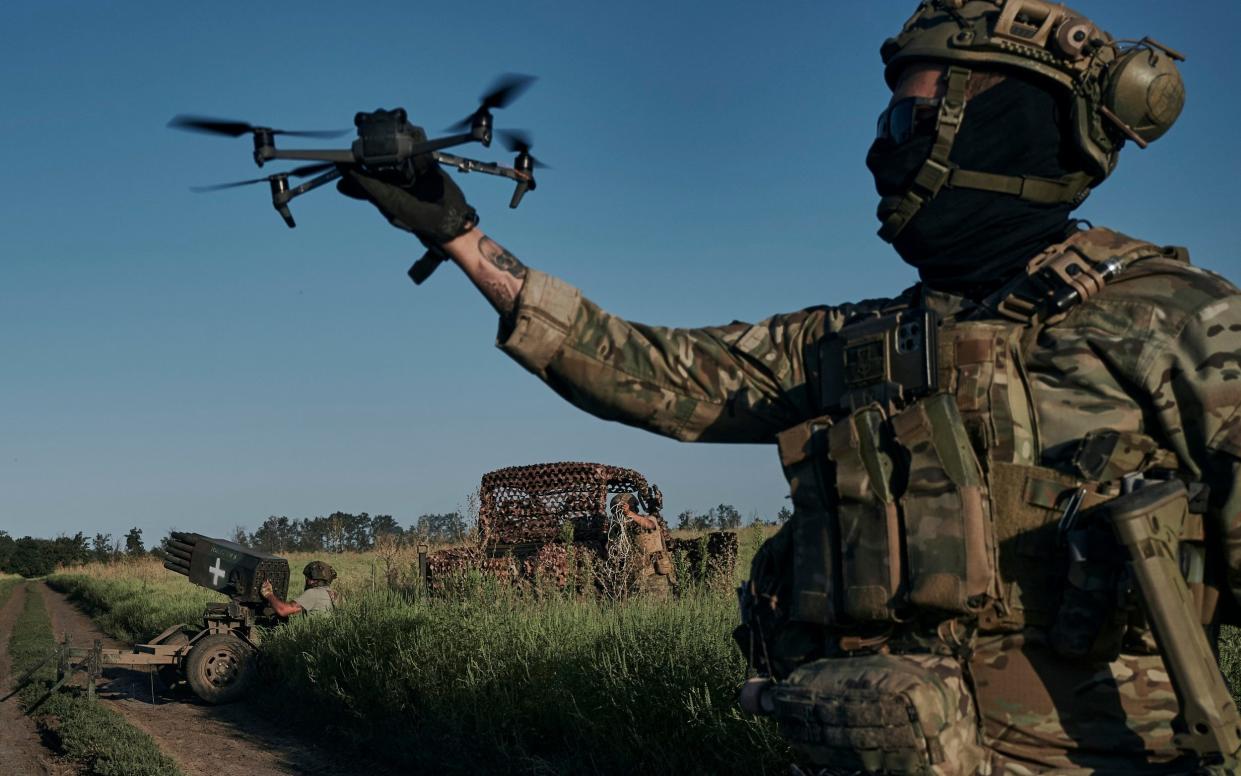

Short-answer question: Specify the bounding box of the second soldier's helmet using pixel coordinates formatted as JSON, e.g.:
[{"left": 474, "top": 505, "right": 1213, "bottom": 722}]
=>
[
  {"left": 303, "top": 560, "right": 338, "bottom": 583},
  {"left": 876, "top": 0, "right": 1185, "bottom": 240},
  {"left": 610, "top": 493, "right": 640, "bottom": 512}
]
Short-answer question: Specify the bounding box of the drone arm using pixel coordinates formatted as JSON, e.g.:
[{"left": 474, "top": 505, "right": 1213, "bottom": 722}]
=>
[
  {"left": 279, "top": 167, "right": 343, "bottom": 201},
  {"left": 414, "top": 132, "right": 483, "bottom": 155},
  {"left": 432, "top": 151, "right": 525, "bottom": 182},
  {"left": 265, "top": 149, "right": 357, "bottom": 164}
]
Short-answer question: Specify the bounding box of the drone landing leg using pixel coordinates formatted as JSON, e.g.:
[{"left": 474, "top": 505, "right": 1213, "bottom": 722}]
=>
[{"left": 270, "top": 167, "right": 344, "bottom": 228}]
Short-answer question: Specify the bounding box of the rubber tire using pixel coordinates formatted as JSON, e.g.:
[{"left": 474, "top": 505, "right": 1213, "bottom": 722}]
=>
[
  {"left": 156, "top": 631, "right": 191, "bottom": 692},
  {"left": 184, "top": 633, "right": 257, "bottom": 705}
]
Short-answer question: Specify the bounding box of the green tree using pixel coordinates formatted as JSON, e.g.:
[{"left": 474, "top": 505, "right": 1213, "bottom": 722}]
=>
[
  {"left": 92, "top": 533, "right": 114, "bottom": 563},
  {"left": 0, "top": 530, "right": 14, "bottom": 570},
  {"left": 776, "top": 505, "right": 793, "bottom": 523},
  {"left": 9, "top": 537, "right": 53, "bottom": 577},
  {"left": 371, "top": 514, "right": 402, "bottom": 542},
  {"left": 124, "top": 527, "right": 145, "bottom": 556},
  {"left": 252, "top": 516, "right": 294, "bottom": 552},
  {"left": 710, "top": 504, "right": 742, "bottom": 530},
  {"left": 414, "top": 513, "right": 466, "bottom": 544}
]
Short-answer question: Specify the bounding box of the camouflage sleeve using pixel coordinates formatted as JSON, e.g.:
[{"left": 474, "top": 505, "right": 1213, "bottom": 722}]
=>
[
  {"left": 496, "top": 269, "right": 829, "bottom": 443},
  {"left": 1140, "top": 289, "right": 1241, "bottom": 603}
]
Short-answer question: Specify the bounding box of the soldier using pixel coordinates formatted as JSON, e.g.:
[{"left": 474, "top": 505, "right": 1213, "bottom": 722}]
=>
[
  {"left": 339, "top": 2, "right": 1241, "bottom": 772},
  {"left": 260, "top": 560, "right": 338, "bottom": 617},
  {"left": 609, "top": 492, "right": 675, "bottom": 595}
]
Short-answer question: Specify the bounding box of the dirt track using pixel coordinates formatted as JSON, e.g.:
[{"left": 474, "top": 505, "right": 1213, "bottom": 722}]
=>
[
  {"left": 0, "top": 583, "right": 78, "bottom": 775},
  {"left": 29, "top": 583, "right": 382, "bottom": 776}
]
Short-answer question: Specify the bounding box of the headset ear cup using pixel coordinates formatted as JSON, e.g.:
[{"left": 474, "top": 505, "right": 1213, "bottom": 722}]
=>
[{"left": 1103, "top": 47, "right": 1186, "bottom": 145}]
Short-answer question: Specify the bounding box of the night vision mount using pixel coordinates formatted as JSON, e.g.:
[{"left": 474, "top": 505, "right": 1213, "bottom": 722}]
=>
[{"left": 169, "top": 74, "right": 545, "bottom": 284}]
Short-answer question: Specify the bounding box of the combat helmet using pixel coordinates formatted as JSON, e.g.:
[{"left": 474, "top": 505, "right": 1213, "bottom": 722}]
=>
[
  {"left": 303, "top": 560, "right": 337, "bottom": 583},
  {"left": 876, "top": 0, "right": 1185, "bottom": 241},
  {"left": 610, "top": 492, "right": 640, "bottom": 512}
]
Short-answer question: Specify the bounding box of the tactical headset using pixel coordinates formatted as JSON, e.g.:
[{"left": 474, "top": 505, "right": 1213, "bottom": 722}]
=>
[{"left": 876, "top": 0, "right": 1185, "bottom": 241}]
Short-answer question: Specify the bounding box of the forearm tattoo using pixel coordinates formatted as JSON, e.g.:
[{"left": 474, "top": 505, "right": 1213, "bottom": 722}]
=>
[
  {"left": 479, "top": 235, "right": 528, "bottom": 279},
  {"left": 476, "top": 235, "right": 527, "bottom": 316}
]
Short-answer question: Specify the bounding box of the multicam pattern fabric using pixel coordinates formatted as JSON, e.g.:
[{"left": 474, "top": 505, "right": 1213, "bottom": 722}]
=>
[
  {"left": 497, "top": 226, "right": 1241, "bottom": 771},
  {"left": 773, "top": 652, "right": 988, "bottom": 774}
]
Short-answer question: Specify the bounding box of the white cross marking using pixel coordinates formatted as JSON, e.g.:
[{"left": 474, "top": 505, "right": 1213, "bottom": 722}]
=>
[{"left": 208, "top": 557, "right": 226, "bottom": 587}]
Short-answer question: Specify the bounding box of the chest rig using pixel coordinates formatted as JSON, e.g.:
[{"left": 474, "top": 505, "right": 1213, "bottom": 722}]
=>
[{"left": 776, "top": 229, "right": 1180, "bottom": 637}]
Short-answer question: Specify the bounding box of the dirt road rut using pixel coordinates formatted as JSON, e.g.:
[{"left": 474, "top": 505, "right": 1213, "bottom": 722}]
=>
[{"left": 0, "top": 582, "right": 78, "bottom": 776}]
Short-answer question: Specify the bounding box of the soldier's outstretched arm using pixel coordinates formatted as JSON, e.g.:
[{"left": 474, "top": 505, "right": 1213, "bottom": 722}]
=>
[
  {"left": 339, "top": 166, "right": 833, "bottom": 443},
  {"left": 441, "top": 227, "right": 826, "bottom": 443}
]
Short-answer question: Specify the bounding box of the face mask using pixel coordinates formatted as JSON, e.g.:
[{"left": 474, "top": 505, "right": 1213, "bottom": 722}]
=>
[{"left": 865, "top": 75, "right": 1081, "bottom": 297}]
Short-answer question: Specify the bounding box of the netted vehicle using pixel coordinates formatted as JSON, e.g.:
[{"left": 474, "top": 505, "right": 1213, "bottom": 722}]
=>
[{"left": 425, "top": 462, "right": 736, "bottom": 594}]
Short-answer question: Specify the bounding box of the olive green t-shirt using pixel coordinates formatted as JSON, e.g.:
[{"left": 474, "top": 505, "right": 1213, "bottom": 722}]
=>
[{"left": 292, "top": 586, "right": 335, "bottom": 616}]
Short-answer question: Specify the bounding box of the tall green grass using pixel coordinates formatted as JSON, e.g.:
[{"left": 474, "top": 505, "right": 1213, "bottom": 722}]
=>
[
  {"left": 259, "top": 587, "right": 789, "bottom": 773},
  {"left": 49, "top": 539, "right": 790, "bottom": 774}
]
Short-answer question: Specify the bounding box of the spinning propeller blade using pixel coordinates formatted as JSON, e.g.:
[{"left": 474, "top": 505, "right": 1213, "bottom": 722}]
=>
[
  {"left": 498, "top": 130, "right": 550, "bottom": 169},
  {"left": 168, "top": 115, "right": 349, "bottom": 139},
  {"left": 447, "top": 74, "right": 538, "bottom": 131},
  {"left": 190, "top": 163, "right": 337, "bottom": 193}
]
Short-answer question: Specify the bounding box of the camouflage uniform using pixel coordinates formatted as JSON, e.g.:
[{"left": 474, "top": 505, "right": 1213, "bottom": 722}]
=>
[{"left": 496, "top": 225, "right": 1241, "bottom": 772}]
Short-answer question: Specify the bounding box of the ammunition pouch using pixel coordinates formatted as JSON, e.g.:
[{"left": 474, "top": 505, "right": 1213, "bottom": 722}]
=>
[
  {"left": 820, "top": 394, "right": 1000, "bottom": 625},
  {"left": 891, "top": 395, "right": 995, "bottom": 616},
  {"left": 829, "top": 405, "right": 903, "bottom": 622},
  {"left": 770, "top": 652, "right": 986, "bottom": 775}
]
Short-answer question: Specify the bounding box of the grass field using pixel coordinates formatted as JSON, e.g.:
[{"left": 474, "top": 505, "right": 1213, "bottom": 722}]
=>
[
  {"left": 48, "top": 527, "right": 792, "bottom": 774},
  {"left": 47, "top": 538, "right": 1241, "bottom": 775},
  {"left": 7, "top": 582, "right": 183, "bottom": 776}
]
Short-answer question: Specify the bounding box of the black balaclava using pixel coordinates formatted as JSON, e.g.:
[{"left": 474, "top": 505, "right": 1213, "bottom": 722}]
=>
[{"left": 866, "top": 72, "right": 1082, "bottom": 298}]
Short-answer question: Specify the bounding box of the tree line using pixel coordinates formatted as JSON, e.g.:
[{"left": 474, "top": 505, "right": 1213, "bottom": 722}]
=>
[
  {"left": 0, "top": 528, "right": 147, "bottom": 578},
  {"left": 2, "top": 503, "right": 793, "bottom": 578},
  {"left": 674, "top": 504, "right": 791, "bottom": 531},
  {"left": 238, "top": 511, "right": 468, "bottom": 553}
]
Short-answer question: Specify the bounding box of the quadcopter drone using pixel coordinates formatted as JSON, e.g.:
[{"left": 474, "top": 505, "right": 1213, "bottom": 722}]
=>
[{"left": 169, "top": 74, "right": 545, "bottom": 283}]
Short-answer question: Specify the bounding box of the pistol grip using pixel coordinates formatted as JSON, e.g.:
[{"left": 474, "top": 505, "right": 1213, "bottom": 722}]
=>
[{"left": 1107, "top": 481, "right": 1241, "bottom": 759}]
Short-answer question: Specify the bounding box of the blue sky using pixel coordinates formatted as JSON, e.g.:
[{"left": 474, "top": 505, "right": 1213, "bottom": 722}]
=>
[{"left": 3, "top": 1, "right": 1239, "bottom": 544}]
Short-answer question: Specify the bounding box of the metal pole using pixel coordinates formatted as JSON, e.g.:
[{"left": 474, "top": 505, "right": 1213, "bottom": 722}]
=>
[
  {"left": 418, "top": 543, "right": 429, "bottom": 591},
  {"left": 87, "top": 640, "right": 100, "bottom": 701}
]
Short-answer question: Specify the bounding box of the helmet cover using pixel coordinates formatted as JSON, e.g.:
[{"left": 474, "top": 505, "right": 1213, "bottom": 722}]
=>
[
  {"left": 303, "top": 560, "right": 338, "bottom": 583},
  {"left": 882, "top": 0, "right": 1185, "bottom": 181}
]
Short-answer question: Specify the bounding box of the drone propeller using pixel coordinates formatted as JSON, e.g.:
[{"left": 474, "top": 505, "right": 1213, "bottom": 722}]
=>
[
  {"left": 498, "top": 130, "right": 550, "bottom": 169},
  {"left": 447, "top": 74, "right": 537, "bottom": 131},
  {"left": 190, "top": 162, "right": 336, "bottom": 192},
  {"left": 168, "top": 115, "right": 349, "bottom": 139}
]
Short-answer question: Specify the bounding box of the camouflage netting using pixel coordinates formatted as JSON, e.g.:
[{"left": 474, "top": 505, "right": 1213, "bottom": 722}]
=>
[
  {"left": 425, "top": 462, "right": 736, "bottom": 593},
  {"left": 478, "top": 461, "right": 666, "bottom": 551},
  {"left": 424, "top": 542, "right": 601, "bottom": 591}
]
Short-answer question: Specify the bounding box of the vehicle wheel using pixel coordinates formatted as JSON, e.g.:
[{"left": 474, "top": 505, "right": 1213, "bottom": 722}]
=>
[
  {"left": 184, "top": 633, "right": 256, "bottom": 705},
  {"left": 156, "top": 631, "right": 190, "bottom": 692}
]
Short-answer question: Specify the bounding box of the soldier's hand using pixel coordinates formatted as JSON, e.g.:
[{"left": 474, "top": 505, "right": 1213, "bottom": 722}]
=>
[
  {"left": 260, "top": 579, "right": 274, "bottom": 598},
  {"left": 337, "top": 162, "right": 477, "bottom": 247}
]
